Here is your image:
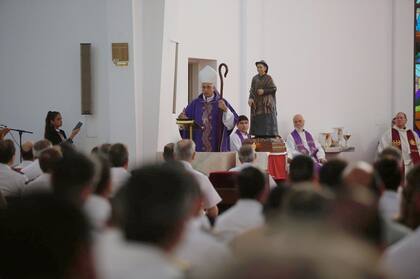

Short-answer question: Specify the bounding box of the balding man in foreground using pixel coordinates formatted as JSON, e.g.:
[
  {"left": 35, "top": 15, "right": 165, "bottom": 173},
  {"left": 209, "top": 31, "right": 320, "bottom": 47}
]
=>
[{"left": 175, "top": 139, "right": 221, "bottom": 218}]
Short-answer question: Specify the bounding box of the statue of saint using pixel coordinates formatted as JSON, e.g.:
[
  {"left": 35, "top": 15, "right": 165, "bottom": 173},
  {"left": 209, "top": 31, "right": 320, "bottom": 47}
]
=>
[{"left": 248, "top": 60, "right": 278, "bottom": 137}]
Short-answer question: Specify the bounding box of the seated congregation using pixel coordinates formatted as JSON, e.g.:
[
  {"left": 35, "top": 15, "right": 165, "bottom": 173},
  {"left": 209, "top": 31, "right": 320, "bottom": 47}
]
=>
[{"left": 0, "top": 120, "right": 420, "bottom": 279}]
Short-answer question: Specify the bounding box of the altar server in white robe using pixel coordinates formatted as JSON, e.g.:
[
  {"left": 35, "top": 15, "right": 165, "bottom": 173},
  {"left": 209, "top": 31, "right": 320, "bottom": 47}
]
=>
[{"left": 230, "top": 115, "right": 251, "bottom": 152}]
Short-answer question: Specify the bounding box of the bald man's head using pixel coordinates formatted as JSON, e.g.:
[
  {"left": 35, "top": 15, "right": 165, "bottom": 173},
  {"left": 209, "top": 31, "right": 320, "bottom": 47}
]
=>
[
  {"left": 174, "top": 140, "right": 196, "bottom": 162},
  {"left": 293, "top": 114, "right": 305, "bottom": 130}
]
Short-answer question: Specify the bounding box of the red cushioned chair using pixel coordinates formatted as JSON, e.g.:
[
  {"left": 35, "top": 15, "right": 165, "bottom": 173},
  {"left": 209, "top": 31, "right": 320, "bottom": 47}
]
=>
[{"left": 208, "top": 171, "right": 239, "bottom": 213}]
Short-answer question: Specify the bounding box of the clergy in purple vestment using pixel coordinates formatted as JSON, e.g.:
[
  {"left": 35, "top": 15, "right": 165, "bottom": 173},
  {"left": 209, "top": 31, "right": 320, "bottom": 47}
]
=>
[
  {"left": 178, "top": 66, "right": 238, "bottom": 152},
  {"left": 286, "top": 114, "right": 327, "bottom": 171}
]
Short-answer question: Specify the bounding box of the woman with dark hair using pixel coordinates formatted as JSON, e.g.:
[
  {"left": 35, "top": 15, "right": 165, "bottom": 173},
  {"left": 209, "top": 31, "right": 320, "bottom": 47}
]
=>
[{"left": 44, "top": 111, "right": 80, "bottom": 145}]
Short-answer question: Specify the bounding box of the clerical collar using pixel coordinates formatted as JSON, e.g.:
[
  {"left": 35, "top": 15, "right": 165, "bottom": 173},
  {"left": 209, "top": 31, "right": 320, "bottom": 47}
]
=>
[
  {"left": 393, "top": 125, "right": 406, "bottom": 131},
  {"left": 202, "top": 93, "right": 215, "bottom": 102},
  {"left": 295, "top": 128, "right": 305, "bottom": 133}
]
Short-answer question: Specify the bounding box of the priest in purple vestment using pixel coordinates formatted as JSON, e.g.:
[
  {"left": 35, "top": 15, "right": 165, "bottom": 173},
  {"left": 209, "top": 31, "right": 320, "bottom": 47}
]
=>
[
  {"left": 178, "top": 66, "right": 238, "bottom": 152},
  {"left": 286, "top": 114, "right": 326, "bottom": 169}
]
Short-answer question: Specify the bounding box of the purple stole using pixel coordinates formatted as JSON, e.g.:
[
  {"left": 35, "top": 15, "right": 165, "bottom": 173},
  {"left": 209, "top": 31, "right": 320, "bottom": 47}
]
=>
[
  {"left": 291, "top": 130, "right": 319, "bottom": 159},
  {"left": 235, "top": 129, "right": 250, "bottom": 143},
  {"left": 291, "top": 129, "right": 322, "bottom": 171},
  {"left": 181, "top": 91, "right": 239, "bottom": 152}
]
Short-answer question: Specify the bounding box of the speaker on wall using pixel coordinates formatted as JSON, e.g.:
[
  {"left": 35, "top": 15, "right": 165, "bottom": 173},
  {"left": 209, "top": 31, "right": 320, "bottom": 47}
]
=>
[{"left": 80, "top": 43, "right": 92, "bottom": 115}]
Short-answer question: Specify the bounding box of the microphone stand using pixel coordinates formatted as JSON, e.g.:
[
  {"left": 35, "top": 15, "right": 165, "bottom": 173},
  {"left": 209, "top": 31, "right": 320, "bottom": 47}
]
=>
[{"left": 0, "top": 125, "right": 33, "bottom": 162}]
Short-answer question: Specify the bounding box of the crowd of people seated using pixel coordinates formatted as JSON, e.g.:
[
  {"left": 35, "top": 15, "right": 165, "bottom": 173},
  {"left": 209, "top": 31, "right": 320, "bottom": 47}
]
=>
[{"left": 1, "top": 119, "right": 420, "bottom": 279}]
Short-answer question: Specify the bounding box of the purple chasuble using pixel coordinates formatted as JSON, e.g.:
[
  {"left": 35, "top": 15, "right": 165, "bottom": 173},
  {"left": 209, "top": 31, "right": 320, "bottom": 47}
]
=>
[
  {"left": 291, "top": 129, "right": 322, "bottom": 170},
  {"left": 235, "top": 129, "right": 250, "bottom": 143},
  {"left": 181, "top": 91, "right": 238, "bottom": 152}
]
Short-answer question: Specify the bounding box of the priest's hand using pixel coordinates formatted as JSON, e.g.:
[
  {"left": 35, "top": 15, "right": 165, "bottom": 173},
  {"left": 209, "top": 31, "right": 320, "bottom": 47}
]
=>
[
  {"left": 178, "top": 110, "right": 187, "bottom": 119},
  {"left": 248, "top": 99, "right": 254, "bottom": 107},
  {"left": 257, "top": 89, "right": 264, "bottom": 96},
  {"left": 218, "top": 100, "right": 228, "bottom": 112},
  {"left": 320, "top": 158, "right": 327, "bottom": 164}
]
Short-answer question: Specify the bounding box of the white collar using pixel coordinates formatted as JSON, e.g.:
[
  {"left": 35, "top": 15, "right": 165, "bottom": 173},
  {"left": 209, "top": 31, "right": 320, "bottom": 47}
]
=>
[
  {"left": 393, "top": 125, "right": 407, "bottom": 132},
  {"left": 202, "top": 93, "right": 215, "bottom": 102},
  {"left": 295, "top": 128, "right": 305, "bottom": 133}
]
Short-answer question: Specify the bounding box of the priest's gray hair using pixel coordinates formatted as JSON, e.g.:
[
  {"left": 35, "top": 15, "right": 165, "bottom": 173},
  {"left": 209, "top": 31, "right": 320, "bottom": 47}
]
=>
[
  {"left": 239, "top": 144, "right": 256, "bottom": 163},
  {"left": 175, "top": 139, "right": 196, "bottom": 161}
]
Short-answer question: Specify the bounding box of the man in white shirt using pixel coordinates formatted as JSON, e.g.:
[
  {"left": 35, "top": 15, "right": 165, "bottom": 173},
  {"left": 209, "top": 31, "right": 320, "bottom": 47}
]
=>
[
  {"left": 14, "top": 141, "right": 34, "bottom": 170},
  {"left": 214, "top": 166, "right": 266, "bottom": 243},
  {"left": 84, "top": 154, "right": 112, "bottom": 231},
  {"left": 96, "top": 164, "right": 199, "bottom": 279},
  {"left": 26, "top": 147, "right": 62, "bottom": 194},
  {"left": 286, "top": 114, "right": 326, "bottom": 170},
  {"left": 109, "top": 143, "right": 130, "bottom": 196},
  {"left": 52, "top": 149, "right": 95, "bottom": 206},
  {"left": 378, "top": 112, "right": 420, "bottom": 174},
  {"left": 383, "top": 227, "right": 420, "bottom": 279},
  {"left": 0, "top": 139, "right": 27, "bottom": 197},
  {"left": 175, "top": 139, "right": 222, "bottom": 218},
  {"left": 230, "top": 144, "right": 277, "bottom": 189},
  {"left": 230, "top": 115, "right": 251, "bottom": 152},
  {"left": 21, "top": 139, "right": 52, "bottom": 181},
  {"left": 374, "top": 158, "right": 402, "bottom": 220},
  {"left": 175, "top": 171, "right": 231, "bottom": 278}
]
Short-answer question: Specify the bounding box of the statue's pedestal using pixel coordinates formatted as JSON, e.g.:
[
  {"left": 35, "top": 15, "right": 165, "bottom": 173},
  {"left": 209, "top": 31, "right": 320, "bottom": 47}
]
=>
[{"left": 243, "top": 137, "right": 286, "bottom": 153}]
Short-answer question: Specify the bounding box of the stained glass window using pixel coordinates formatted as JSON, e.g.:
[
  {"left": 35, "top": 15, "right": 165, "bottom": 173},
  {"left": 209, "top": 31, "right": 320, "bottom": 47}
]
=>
[{"left": 415, "top": 1, "right": 420, "bottom": 134}]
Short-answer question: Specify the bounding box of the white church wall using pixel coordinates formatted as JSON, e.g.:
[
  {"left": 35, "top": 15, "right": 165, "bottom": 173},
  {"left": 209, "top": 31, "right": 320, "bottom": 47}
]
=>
[
  {"left": 263, "top": 0, "right": 395, "bottom": 162},
  {"left": 392, "top": 0, "right": 415, "bottom": 128},
  {"left": 133, "top": 0, "right": 166, "bottom": 162},
  {"left": 0, "top": 0, "right": 138, "bottom": 165},
  {"left": 156, "top": 0, "right": 413, "bottom": 163}
]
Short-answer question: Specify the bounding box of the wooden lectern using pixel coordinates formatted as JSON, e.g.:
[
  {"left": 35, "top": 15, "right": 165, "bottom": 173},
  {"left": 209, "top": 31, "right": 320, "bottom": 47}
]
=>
[{"left": 176, "top": 119, "right": 195, "bottom": 140}]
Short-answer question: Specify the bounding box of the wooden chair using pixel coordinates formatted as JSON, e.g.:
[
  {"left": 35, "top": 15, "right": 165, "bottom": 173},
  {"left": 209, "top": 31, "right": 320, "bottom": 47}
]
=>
[{"left": 209, "top": 171, "right": 239, "bottom": 213}]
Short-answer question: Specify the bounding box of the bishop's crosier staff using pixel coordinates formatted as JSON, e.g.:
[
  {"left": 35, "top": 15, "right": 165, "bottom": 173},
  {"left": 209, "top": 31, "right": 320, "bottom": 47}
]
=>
[{"left": 217, "top": 63, "right": 228, "bottom": 152}]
